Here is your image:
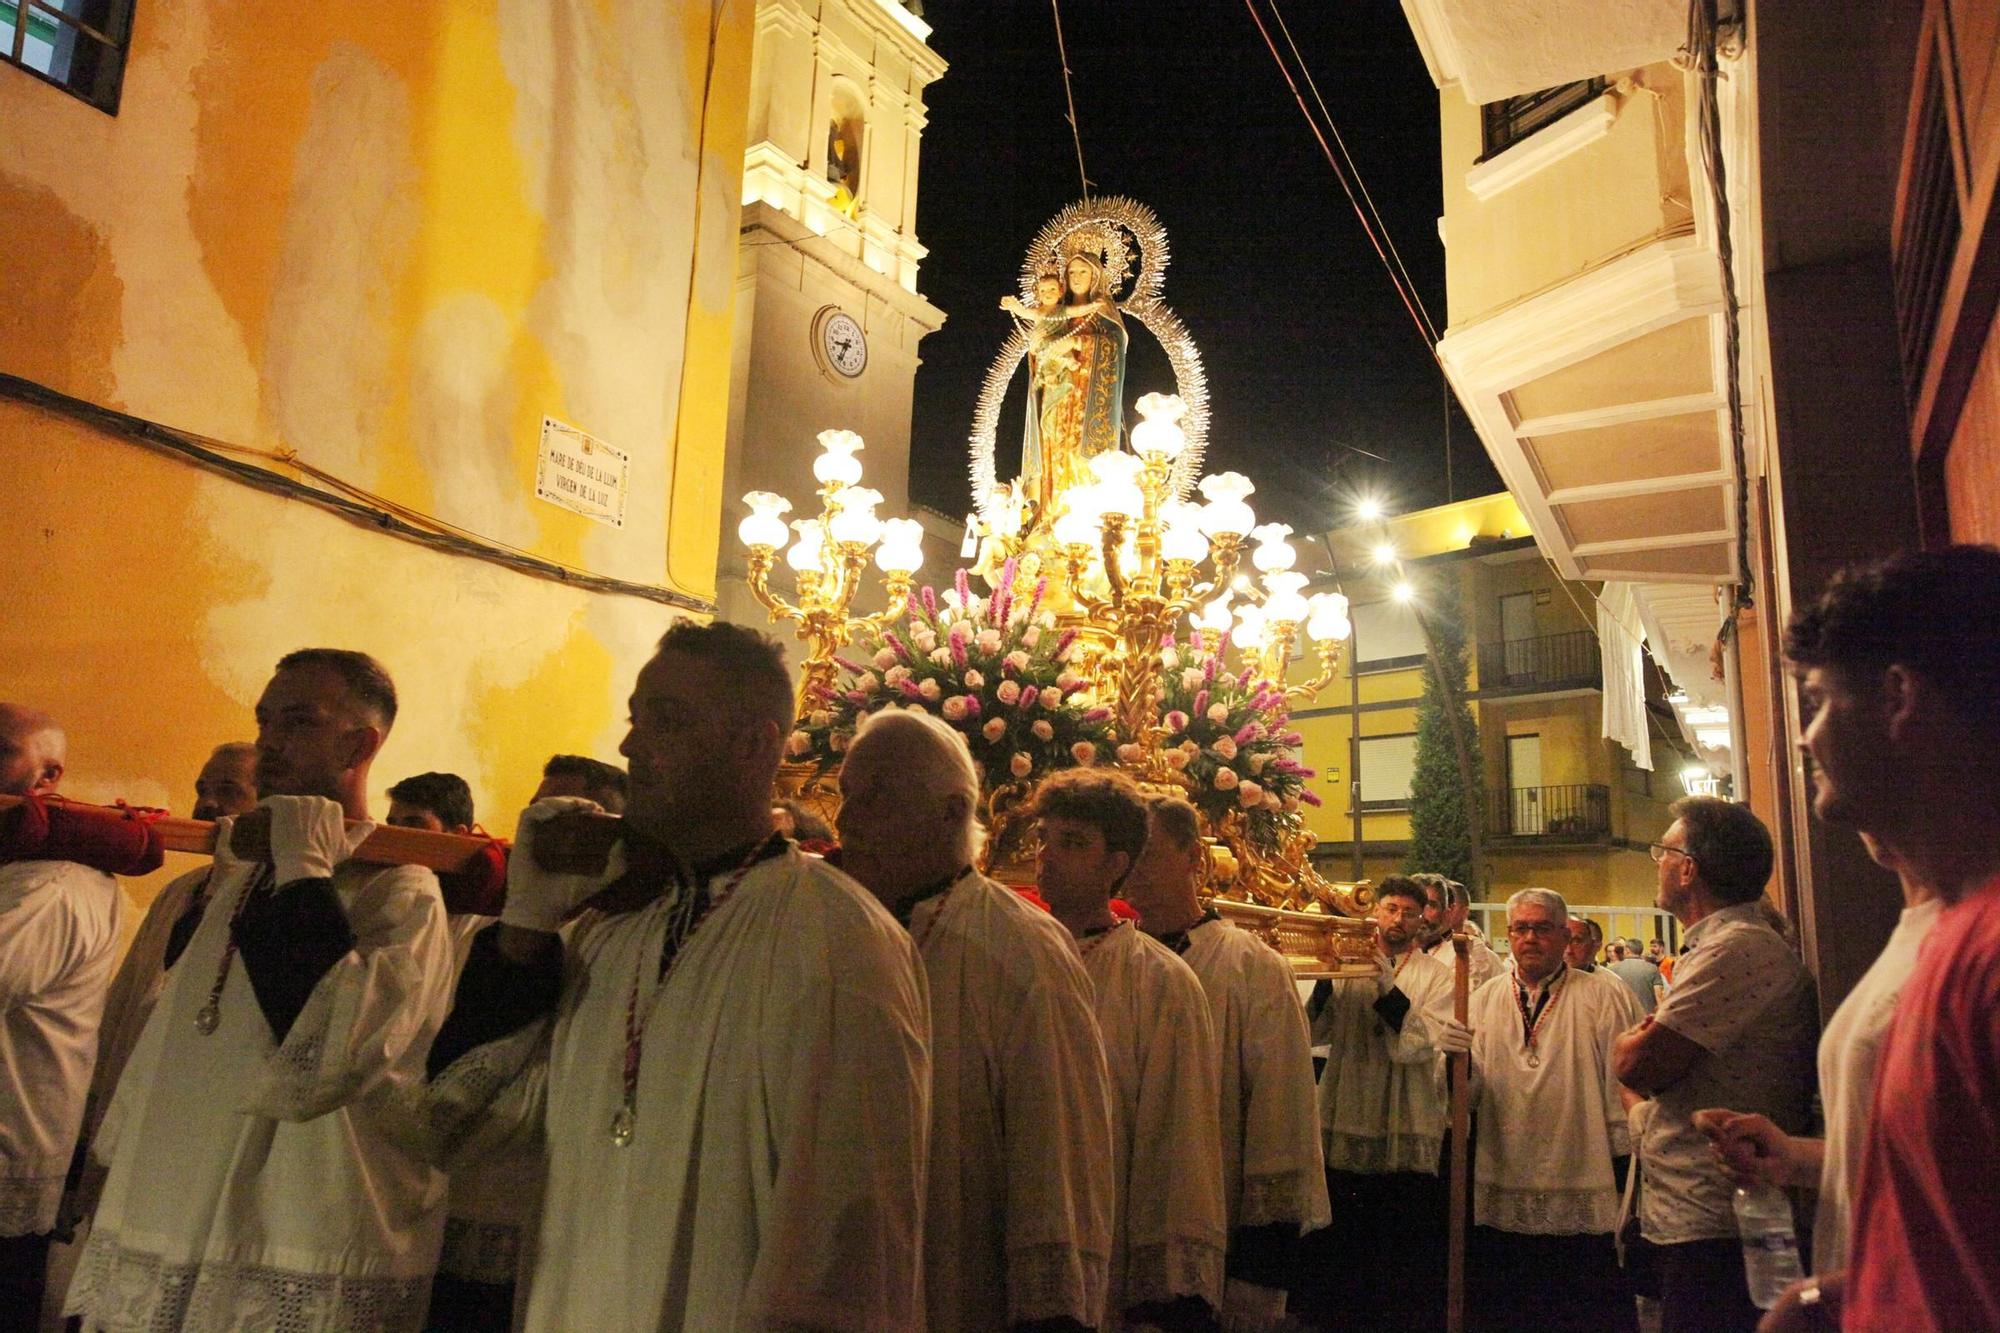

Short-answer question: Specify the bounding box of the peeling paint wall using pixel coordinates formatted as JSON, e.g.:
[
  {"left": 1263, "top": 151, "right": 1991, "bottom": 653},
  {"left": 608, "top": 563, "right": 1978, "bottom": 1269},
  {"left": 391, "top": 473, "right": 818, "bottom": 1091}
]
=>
[{"left": 0, "top": 0, "right": 754, "bottom": 899}]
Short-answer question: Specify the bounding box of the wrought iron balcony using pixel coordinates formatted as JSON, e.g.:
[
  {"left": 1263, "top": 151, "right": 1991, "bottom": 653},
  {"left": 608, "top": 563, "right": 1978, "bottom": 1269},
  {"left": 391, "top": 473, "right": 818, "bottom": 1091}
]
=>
[
  {"left": 1487, "top": 783, "right": 1611, "bottom": 838},
  {"left": 1477, "top": 630, "right": 1601, "bottom": 694}
]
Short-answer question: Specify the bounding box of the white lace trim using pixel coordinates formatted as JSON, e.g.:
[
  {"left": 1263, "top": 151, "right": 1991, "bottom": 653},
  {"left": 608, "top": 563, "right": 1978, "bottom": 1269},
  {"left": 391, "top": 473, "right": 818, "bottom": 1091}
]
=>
[
  {"left": 0, "top": 1171, "right": 61, "bottom": 1236},
  {"left": 1321, "top": 1129, "right": 1441, "bottom": 1176},
  {"left": 68, "top": 1234, "right": 432, "bottom": 1333},
  {"left": 437, "top": 1216, "right": 521, "bottom": 1286},
  {"left": 1237, "top": 1168, "right": 1327, "bottom": 1230},
  {"left": 1123, "top": 1236, "right": 1225, "bottom": 1308},
  {"left": 1006, "top": 1239, "right": 1109, "bottom": 1326},
  {"left": 1475, "top": 1183, "right": 1621, "bottom": 1235}
]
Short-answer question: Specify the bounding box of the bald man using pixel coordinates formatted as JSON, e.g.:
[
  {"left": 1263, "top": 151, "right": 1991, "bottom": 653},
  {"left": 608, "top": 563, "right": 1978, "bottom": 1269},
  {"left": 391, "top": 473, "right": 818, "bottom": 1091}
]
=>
[{"left": 0, "top": 705, "right": 123, "bottom": 1330}]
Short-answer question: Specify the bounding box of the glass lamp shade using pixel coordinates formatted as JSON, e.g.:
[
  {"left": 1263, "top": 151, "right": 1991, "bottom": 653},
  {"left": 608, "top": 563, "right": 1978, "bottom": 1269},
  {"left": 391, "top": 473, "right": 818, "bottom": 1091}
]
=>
[
  {"left": 1130, "top": 393, "right": 1190, "bottom": 460},
  {"left": 1088, "top": 452, "right": 1145, "bottom": 519},
  {"left": 1195, "top": 595, "right": 1235, "bottom": 634},
  {"left": 785, "top": 519, "right": 826, "bottom": 573},
  {"left": 1262, "top": 571, "right": 1310, "bottom": 624},
  {"left": 828, "top": 487, "right": 884, "bottom": 546},
  {"left": 1197, "top": 472, "right": 1257, "bottom": 538},
  {"left": 1306, "top": 592, "right": 1351, "bottom": 642},
  {"left": 811, "top": 429, "right": 866, "bottom": 487},
  {"left": 1160, "top": 500, "right": 1210, "bottom": 564},
  {"left": 1232, "top": 603, "right": 1269, "bottom": 651},
  {"left": 1249, "top": 522, "right": 1298, "bottom": 573},
  {"left": 1052, "top": 493, "right": 1104, "bottom": 547},
  {"left": 737, "top": 490, "right": 793, "bottom": 549},
  {"left": 875, "top": 518, "right": 925, "bottom": 574}
]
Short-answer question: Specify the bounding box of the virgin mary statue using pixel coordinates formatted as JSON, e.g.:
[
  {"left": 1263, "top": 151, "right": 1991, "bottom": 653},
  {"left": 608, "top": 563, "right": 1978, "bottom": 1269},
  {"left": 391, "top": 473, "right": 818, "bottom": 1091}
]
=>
[{"left": 1007, "top": 250, "right": 1127, "bottom": 522}]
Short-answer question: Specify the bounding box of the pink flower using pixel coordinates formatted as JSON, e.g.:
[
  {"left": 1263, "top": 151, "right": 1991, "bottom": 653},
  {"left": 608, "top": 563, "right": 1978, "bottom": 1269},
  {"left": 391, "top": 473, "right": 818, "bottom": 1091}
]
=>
[
  {"left": 1211, "top": 737, "right": 1238, "bottom": 761},
  {"left": 1070, "top": 742, "right": 1098, "bottom": 766},
  {"left": 1010, "top": 752, "right": 1033, "bottom": 779},
  {"left": 1213, "top": 767, "right": 1240, "bottom": 791},
  {"left": 845, "top": 690, "right": 870, "bottom": 706},
  {"left": 1057, "top": 671, "right": 1081, "bottom": 691},
  {"left": 1164, "top": 710, "right": 1190, "bottom": 732},
  {"left": 1234, "top": 722, "right": 1261, "bottom": 746},
  {"left": 964, "top": 669, "right": 985, "bottom": 689},
  {"left": 942, "top": 695, "right": 969, "bottom": 721},
  {"left": 983, "top": 718, "right": 1007, "bottom": 742},
  {"left": 918, "top": 678, "right": 942, "bottom": 701},
  {"left": 1301, "top": 789, "right": 1323, "bottom": 808},
  {"left": 996, "top": 680, "right": 1022, "bottom": 705},
  {"left": 1207, "top": 703, "right": 1230, "bottom": 724},
  {"left": 949, "top": 624, "right": 969, "bottom": 669},
  {"left": 1018, "top": 685, "right": 1040, "bottom": 710},
  {"left": 1032, "top": 720, "right": 1055, "bottom": 741},
  {"left": 1238, "top": 780, "right": 1264, "bottom": 808},
  {"left": 1193, "top": 689, "right": 1210, "bottom": 717}
]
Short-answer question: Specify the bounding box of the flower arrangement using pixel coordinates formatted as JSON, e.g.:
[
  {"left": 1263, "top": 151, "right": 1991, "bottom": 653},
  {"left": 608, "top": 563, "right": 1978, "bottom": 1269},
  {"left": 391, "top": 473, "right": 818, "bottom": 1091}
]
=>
[
  {"left": 1152, "top": 630, "right": 1318, "bottom": 851},
  {"left": 790, "top": 561, "right": 1116, "bottom": 790}
]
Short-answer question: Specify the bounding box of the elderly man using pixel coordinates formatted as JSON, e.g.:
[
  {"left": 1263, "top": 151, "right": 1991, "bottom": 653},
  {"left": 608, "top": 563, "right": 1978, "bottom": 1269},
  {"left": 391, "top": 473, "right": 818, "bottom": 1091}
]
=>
[
  {"left": 837, "top": 710, "right": 1114, "bottom": 1332},
  {"left": 68, "top": 650, "right": 456, "bottom": 1332},
  {"left": 1564, "top": 917, "right": 1602, "bottom": 972},
  {"left": 1610, "top": 796, "right": 1815, "bottom": 1333},
  {"left": 1032, "top": 768, "right": 1226, "bottom": 1329},
  {"left": 417, "top": 622, "right": 931, "bottom": 1329},
  {"left": 1301, "top": 875, "right": 1458, "bottom": 1328},
  {"left": 1750, "top": 546, "right": 2000, "bottom": 1332},
  {"left": 1125, "top": 794, "right": 1329, "bottom": 1331},
  {"left": 1460, "top": 888, "right": 1639, "bottom": 1333},
  {"left": 0, "top": 706, "right": 122, "bottom": 1327}
]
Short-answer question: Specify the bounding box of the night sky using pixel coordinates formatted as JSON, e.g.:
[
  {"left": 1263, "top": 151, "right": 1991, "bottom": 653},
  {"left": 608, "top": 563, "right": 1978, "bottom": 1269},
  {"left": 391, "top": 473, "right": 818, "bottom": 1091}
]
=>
[{"left": 906, "top": 0, "right": 1497, "bottom": 536}]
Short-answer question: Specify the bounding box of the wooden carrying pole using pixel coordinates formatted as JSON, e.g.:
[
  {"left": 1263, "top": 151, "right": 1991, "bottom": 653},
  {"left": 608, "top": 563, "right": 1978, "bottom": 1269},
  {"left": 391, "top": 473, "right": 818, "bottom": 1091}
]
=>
[
  {"left": 1447, "top": 933, "right": 1470, "bottom": 1333},
  {"left": 0, "top": 793, "right": 495, "bottom": 873}
]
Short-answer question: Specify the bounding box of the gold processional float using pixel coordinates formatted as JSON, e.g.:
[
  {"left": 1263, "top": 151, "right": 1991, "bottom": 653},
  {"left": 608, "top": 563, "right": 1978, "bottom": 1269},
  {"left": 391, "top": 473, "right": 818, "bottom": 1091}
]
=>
[{"left": 745, "top": 198, "right": 1378, "bottom": 977}]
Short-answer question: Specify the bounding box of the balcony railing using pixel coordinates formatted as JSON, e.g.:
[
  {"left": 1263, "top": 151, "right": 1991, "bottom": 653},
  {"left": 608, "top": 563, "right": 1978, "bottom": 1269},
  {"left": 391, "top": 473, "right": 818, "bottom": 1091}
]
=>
[
  {"left": 1479, "top": 78, "right": 1610, "bottom": 162},
  {"left": 1477, "top": 631, "right": 1601, "bottom": 694},
  {"left": 1487, "top": 783, "right": 1611, "bottom": 839}
]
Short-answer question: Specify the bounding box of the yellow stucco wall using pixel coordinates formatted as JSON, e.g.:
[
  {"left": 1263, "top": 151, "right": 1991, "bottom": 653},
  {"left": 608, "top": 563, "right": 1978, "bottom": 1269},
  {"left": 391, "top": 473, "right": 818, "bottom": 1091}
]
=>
[
  {"left": 1440, "top": 64, "right": 1695, "bottom": 327},
  {"left": 0, "top": 1, "right": 755, "bottom": 906}
]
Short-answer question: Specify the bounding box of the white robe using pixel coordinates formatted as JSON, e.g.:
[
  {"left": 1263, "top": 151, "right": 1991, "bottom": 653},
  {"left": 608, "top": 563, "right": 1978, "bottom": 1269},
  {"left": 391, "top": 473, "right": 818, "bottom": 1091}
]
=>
[
  {"left": 1429, "top": 933, "right": 1502, "bottom": 990},
  {"left": 1078, "top": 921, "right": 1227, "bottom": 1320},
  {"left": 1313, "top": 947, "right": 1454, "bottom": 1174},
  {"left": 0, "top": 859, "right": 121, "bottom": 1236},
  {"left": 69, "top": 859, "right": 453, "bottom": 1332},
  {"left": 910, "top": 871, "right": 1114, "bottom": 1332},
  {"left": 1179, "top": 919, "right": 1330, "bottom": 1238},
  {"left": 427, "top": 847, "right": 932, "bottom": 1332},
  {"left": 1468, "top": 964, "right": 1638, "bottom": 1234}
]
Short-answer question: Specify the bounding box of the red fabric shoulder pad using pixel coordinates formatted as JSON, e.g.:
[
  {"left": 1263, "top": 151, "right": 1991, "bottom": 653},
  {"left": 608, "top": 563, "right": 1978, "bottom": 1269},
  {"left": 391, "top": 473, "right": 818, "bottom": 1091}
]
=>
[{"left": 0, "top": 794, "right": 166, "bottom": 877}]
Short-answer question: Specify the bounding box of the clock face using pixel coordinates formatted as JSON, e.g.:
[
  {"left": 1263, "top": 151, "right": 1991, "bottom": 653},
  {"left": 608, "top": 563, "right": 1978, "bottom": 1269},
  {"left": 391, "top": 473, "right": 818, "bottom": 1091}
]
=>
[{"left": 821, "top": 310, "right": 867, "bottom": 378}]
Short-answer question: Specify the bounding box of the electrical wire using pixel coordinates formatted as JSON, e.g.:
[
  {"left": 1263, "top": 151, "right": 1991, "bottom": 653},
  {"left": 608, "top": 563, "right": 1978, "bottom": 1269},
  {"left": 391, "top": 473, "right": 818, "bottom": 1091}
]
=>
[
  {"left": 1240, "top": 0, "right": 1447, "bottom": 364},
  {"left": 0, "top": 373, "right": 714, "bottom": 613},
  {"left": 1049, "top": 0, "right": 1092, "bottom": 201}
]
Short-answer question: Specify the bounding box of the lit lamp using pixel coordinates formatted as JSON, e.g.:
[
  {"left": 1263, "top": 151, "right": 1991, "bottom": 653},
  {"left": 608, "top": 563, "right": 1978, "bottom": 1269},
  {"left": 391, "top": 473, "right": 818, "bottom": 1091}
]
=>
[
  {"left": 1278, "top": 590, "right": 1352, "bottom": 699},
  {"left": 740, "top": 432, "right": 918, "bottom": 717}
]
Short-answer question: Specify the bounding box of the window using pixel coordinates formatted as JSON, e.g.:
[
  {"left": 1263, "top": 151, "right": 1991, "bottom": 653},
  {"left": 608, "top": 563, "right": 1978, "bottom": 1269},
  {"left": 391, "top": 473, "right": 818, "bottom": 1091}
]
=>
[
  {"left": 1479, "top": 78, "right": 1608, "bottom": 162},
  {"left": 2, "top": 0, "right": 134, "bottom": 113},
  {"left": 1356, "top": 733, "right": 1418, "bottom": 811},
  {"left": 1353, "top": 598, "right": 1427, "bottom": 672}
]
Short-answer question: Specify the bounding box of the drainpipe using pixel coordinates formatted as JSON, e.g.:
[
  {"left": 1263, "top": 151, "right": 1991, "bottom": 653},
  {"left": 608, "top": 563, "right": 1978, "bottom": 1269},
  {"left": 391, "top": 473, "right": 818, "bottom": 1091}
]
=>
[{"left": 1723, "top": 614, "right": 1750, "bottom": 802}]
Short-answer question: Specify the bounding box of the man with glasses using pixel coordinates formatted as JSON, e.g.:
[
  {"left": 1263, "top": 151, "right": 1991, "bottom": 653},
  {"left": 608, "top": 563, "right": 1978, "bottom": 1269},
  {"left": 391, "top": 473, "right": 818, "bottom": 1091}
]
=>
[
  {"left": 1611, "top": 798, "right": 1816, "bottom": 1333},
  {"left": 1459, "top": 889, "right": 1640, "bottom": 1333}
]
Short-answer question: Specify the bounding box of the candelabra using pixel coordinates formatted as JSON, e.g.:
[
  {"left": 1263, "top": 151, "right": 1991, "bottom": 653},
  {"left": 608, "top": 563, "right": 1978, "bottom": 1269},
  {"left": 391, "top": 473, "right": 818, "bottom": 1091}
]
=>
[
  {"left": 1042, "top": 393, "right": 1352, "bottom": 765},
  {"left": 737, "top": 430, "right": 926, "bottom": 716}
]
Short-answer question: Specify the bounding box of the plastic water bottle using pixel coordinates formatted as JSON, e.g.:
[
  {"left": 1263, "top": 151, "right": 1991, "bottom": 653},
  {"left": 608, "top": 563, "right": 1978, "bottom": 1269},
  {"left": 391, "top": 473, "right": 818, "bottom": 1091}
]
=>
[{"left": 1734, "top": 1185, "right": 1806, "bottom": 1309}]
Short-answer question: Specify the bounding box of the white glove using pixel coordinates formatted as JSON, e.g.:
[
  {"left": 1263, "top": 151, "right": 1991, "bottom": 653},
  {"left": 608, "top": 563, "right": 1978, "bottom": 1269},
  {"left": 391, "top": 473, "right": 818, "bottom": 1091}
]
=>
[
  {"left": 1435, "top": 1017, "right": 1474, "bottom": 1055},
  {"left": 1371, "top": 951, "right": 1399, "bottom": 996},
  {"left": 209, "top": 814, "right": 245, "bottom": 871},
  {"left": 265, "top": 795, "right": 374, "bottom": 884},
  {"left": 499, "top": 798, "right": 627, "bottom": 934},
  {"left": 1221, "top": 1278, "right": 1288, "bottom": 1332}
]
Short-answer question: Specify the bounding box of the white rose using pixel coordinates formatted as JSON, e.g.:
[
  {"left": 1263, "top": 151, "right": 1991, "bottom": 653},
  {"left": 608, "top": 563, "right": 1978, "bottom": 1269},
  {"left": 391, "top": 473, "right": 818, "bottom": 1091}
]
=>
[
  {"left": 1116, "top": 743, "right": 1146, "bottom": 765},
  {"left": 930, "top": 647, "right": 952, "bottom": 667},
  {"left": 1214, "top": 767, "right": 1240, "bottom": 791},
  {"left": 1032, "top": 720, "right": 1055, "bottom": 741},
  {"left": 1164, "top": 748, "right": 1190, "bottom": 770},
  {"left": 976, "top": 627, "right": 1004, "bottom": 654},
  {"left": 873, "top": 648, "right": 897, "bottom": 670},
  {"left": 808, "top": 710, "right": 831, "bottom": 728},
  {"left": 1057, "top": 671, "right": 1081, "bottom": 691},
  {"left": 918, "top": 678, "right": 942, "bottom": 701},
  {"left": 1040, "top": 688, "right": 1062, "bottom": 709},
  {"left": 914, "top": 630, "right": 939, "bottom": 653},
  {"left": 964, "top": 669, "right": 985, "bottom": 689},
  {"left": 996, "top": 680, "right": 1021, "bottom": 705},
  {"left": 1182, "top": 667, "right": 1205, "bottom": 691},
  {"left": 983, "top": 718, "right": 1007, "bottom": 742},
  {"left": 1248, "top": 752, "right": 1270, "bottom": 774},
  {"left": 1023, "top": 626, "right": 1043, "bottom": 648},
  {"left": 884, "top": 666, "right": 911, "bottom": 687},
  {"left": 1238, "top": 780, "right": 1264, "bottom": 808},
  {"left": 786, "top": 730, "right": 812, "bottom": 756},
  {"left": 1010, "top": 752, "right": 1033, "bottom": 779},
  {"left": 855, "top": 671, "right": 880, "bottom": 694},
  {"left": 1212, "top": 737, "right": 1239, "bottom": 761},
  {"left": 1161, "top": 647, "right": 1180, "bottom": 670},
  {"left": 1207, "top": 703, "right": 1230, "bottom": 723},
  {"left": 941, "top": 696, "right": 969, "bottom": 721},
  {"left": 1004, "top": 650, "right": 1031, "bottom": 673},
  {"left": 1069, "top": 742, "right": 1097, "bottom": 766}
]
